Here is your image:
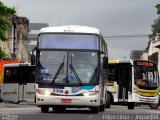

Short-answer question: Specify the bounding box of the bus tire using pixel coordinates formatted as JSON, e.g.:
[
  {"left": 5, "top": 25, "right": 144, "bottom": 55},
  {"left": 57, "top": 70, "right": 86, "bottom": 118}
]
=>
[
  {"left": 14, "top": 101, "right": 20, "bottom": 104},
  {"left": 106, "top": 93, "right": 111, "bottom": 109},
  {"left": 128, "top": 102, "right": 135, "bottom": 110},
  {"left": 0, "top": 99, "right": 3, "bottom": 103},
  {"left": 41, "top": 106, "right": 49, "bottom": 113},
  {"left": 53, "top": 107, "right": 66, "bottom": 112},
  {"left": 149, "top": 103, "right": 159, "bottom": 109},
  {"left": 99, "top": 104, "right": 105, "bottom": 112},
  {"left": 34, "top": 96, "right": 36, "bottom": 103},
  {"left": 90, "top": 106, "right": 99, "bottom": 113}
]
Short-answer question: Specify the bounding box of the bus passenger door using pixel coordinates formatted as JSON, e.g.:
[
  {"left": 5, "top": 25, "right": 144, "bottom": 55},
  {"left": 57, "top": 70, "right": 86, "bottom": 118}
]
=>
[
  {"left": 17, "top": 67, "right": 26, "bottom": 102},
  {"left": 23, "top": 66, "right": 35, "bottom": 103},
  {"left": 117, "top": 65, "right": 131, "bottom": 102},
  {"left": 101, "top": 55, "right": 108, "bottom": 104},
  {"left": 117, "top": 67, "right": 123, "bottom": 101}
]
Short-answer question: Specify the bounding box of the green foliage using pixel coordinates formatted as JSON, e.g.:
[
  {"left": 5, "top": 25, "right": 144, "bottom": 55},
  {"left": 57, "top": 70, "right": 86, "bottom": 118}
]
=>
[
  {"left": 0, "top": 49, "right": 7, "bottom": 59},
  {"left": 149, "top": 4, "right": 160, "bottom": 38},
  {"left": 150, "top": 16, "right": 160, "bottom": 37},
  {"left": 0, "top": 1, "right": 16, "bottom": 41},
  {"left": 155, "top": 4, "right": 160, "bottom": 15}
]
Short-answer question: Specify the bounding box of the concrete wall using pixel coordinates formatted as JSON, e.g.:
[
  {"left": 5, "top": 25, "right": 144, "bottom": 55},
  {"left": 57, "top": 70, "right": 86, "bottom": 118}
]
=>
[{"left": 0, "top": 15, "right": 29, "bottom": 62}]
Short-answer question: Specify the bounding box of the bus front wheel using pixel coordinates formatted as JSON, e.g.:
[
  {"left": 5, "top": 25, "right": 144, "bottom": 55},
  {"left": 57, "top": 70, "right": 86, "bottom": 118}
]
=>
[
  {"left": 128, "top": 102, "right": 135, "bottom": 110},
  {"left": 90, "top": 106, "right": 99, "bottom": 113},
  {"left": 0, "top": 99, "right": 3, "bottom": 103},
  {"left": 41, "top": 106, "right": 49, "bottom": 113},
  {"left": 99, "top": 104, "right": 105, "bottom": 112},
  {"left": 53, "top": 106, "right": 66, "bottom": 112},
  {"left": 149, "top": 103, "right": 159, "bottom": 109},
  {"left": 106, "top": 93, "right": 111, "bottom": 109}
]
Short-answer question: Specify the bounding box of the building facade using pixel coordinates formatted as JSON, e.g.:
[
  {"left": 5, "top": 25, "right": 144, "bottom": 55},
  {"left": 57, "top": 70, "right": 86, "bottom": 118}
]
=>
[
  {"left": 130, "top": 50, "right": 145, "bottom": 59},
  {"left": 141, "top": 33, "right": 160, "bottom": 72},
  {"left": 0, "top": 14, "right": 29, "bottom": 62},
  {"left": 28, "top": 23, "right": 49, "bottom": 53}
]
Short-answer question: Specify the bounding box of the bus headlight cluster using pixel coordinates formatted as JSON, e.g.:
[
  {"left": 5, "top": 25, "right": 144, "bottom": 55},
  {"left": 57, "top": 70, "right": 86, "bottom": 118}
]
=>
[
  {"left": 134, "top": 90, "right": 137, "bottom": 93},
  {"left": 36, "top": 89, "right": 51, "bottom": 95},
  {"left": 83, "top": 91, "right": 99, "bottom": 96}
]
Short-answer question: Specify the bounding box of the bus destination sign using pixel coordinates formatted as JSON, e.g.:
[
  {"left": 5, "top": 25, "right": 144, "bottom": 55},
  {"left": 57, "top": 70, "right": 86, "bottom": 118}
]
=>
[{"left": 135, "top": 61, "right": 154, "bottom": 67}]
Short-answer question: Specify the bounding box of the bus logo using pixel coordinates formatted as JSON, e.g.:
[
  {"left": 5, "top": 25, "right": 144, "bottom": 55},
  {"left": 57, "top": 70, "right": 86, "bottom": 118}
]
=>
[{"left": 65, "top": 90, "right": 69, "bottom": 94}]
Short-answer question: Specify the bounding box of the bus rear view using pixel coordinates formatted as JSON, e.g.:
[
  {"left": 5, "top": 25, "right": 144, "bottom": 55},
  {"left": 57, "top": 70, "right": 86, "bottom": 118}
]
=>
[{"left": 34, "top": 25, "right": 108, "bottom": 113}]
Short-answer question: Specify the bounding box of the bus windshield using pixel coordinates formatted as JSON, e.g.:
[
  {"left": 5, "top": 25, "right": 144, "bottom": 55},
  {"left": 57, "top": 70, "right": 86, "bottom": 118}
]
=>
[
  {"left": 108, "top": 65, "right": 116, "bottom": 82},
  {"left": 134, "top": 66, "right": 159, "bottom": 89},
  {"left": 4, "top": 66, "right": 35, "bottom": 83},
  {"left": 37, "top": 51, "right": 99, "bottom": 85},
  {"left": 38, "top": 34, "right": 98, "bottom": 50}
]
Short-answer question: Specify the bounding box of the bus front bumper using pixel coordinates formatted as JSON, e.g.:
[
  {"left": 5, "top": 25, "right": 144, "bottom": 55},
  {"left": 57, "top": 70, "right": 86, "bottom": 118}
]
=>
[
  {"left": 134, "top": 94, "right": 159, "bottom": 104},
  {"left": 36, "top": 94, "right": 100, "bottom": 107}
]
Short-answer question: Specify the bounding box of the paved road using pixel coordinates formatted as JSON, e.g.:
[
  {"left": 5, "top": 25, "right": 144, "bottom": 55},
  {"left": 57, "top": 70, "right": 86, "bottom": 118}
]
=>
[{"left": 0, "top": 103, "right": 160, "bottom": 120}]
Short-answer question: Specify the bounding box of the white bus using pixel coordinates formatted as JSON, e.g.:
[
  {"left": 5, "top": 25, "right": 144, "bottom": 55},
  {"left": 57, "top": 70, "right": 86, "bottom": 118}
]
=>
[
  {"left": 1, "top": 63, "right": 35, "bottom": 103},
  {"left": 107, "top": 59, "right": 159, "bottom": 109},
  {"left": 33, "top": 25, "right": 109, "bottom": 113}
]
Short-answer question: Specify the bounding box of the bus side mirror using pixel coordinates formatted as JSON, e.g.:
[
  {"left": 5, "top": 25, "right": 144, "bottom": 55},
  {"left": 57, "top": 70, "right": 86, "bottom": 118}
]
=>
[
  {"left": 103, "top": 56, "right": 108, "bottom": 69},
  {"left": 31, "top": 47, "right": 37, "bottom": 65}
]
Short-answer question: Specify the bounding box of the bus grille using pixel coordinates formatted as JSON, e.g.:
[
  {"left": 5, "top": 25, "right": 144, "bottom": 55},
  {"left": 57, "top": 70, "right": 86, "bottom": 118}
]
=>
[
  {"left": 135, "top": 86, "right": 158, "bottom": 97},
  {"left": 137, "top": 91, "right": 157, "bottom": 97}
]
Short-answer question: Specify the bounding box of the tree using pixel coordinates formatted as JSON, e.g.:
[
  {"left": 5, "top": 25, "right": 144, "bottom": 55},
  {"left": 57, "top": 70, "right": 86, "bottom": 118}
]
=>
[
  {"left": 155, "top": 4, "right": 160, "bottom": 15},
  {"left": 0, "top": 48, "right": 6, "bottom": 58},
  {"left": 149, "top": 4, "right": 160, "bottom": 38},
  {"left": 0, "top": 1, "right": 16, "bottom": 41},
  {"left": 0, "top": 1, "right": 15, "bottom": 59},
  {"left": 150, "top": 16, "right": 160, "bottom": 37}
]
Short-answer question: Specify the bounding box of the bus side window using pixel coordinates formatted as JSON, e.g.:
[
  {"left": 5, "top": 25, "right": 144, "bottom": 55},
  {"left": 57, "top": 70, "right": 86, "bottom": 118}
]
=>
[
  {"left": 4, "top": 70, "right": 11, "bottom": 83},
  {"left": 29, "top": 67, "right": 35, "bottom": 83},
  {"left": 116, "top": 68, "right": 120, "bottom": 84},
  {"left": 18, "top": 68, "right": 23, "bottom": 84},
  {"left": 108, "top": 66, "right": 116, "bottom": 81},
  {"left": 4, "top": 69, "right": 17, "bottom": 83}
]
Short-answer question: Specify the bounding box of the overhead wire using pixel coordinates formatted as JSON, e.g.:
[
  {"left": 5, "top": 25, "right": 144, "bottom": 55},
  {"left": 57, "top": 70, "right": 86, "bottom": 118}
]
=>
[{"left": 103, "top": 34, "right": 150, "bottom": 40}]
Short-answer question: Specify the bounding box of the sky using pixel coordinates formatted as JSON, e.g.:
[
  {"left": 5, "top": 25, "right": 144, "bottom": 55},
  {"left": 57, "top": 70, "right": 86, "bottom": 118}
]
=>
[{"left": 1, "top": 0, "right": 160, "bottom": 59}]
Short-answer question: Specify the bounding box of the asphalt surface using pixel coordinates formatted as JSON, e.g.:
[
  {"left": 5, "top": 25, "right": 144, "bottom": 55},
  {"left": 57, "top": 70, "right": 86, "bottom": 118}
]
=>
[{"left": 0, "top": 102, "right": 160, "bottom": 120}]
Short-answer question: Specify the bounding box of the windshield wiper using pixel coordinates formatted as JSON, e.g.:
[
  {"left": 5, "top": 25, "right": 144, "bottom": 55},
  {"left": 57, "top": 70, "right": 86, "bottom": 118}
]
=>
[
  {"left": 51, "top": 56, "right": 65, "bottom": 85},
  {"left": 89, "top": 68, "right": 98, "bottom": 84},
  {"left": 69, "top": 64, "right": 83, "bottom": 85},
  {"left": 50, "top": 63, "right": 64, "bottom": 85}
]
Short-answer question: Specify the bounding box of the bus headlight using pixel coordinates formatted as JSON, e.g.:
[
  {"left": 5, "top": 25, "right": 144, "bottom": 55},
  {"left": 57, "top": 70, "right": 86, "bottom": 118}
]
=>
[
  {"left": 83, "top": 91, "right": 99, "bottom": 96},
  {"left": 36, "top": 89, "right": 51, "bottom": 95},
  {"left": 134, "top": 90, "right": 137, "bottom": 93},
  {"left": 44, "top": 90, "right": 51, "bottom": 95}
]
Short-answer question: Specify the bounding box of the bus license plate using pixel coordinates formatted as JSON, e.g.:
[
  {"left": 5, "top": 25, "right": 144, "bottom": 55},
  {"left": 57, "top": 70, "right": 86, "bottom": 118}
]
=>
[
  {"left": 146, "top": 98, "right": 151, "bottom": 101},
  {"left": 61, "top": 99, "right": 72, "bottom": 103}
]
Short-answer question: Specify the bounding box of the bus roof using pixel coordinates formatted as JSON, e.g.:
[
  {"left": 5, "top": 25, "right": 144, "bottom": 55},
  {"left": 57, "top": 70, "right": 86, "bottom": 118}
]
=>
[
  {"left": 108, "top": 60, "right": 119, "bottom": 64},
  {"left": 109, "top": 59, "right": 157, "bottom": 65},
  {"left": 3, "top": 63, "right": 32, "bottom": 67},
  {"left": 39, "top": 25, "right": 100, "bottom": 35},
  {"left": 108, "top": 59, "right": 131, "bottom": 64}
]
